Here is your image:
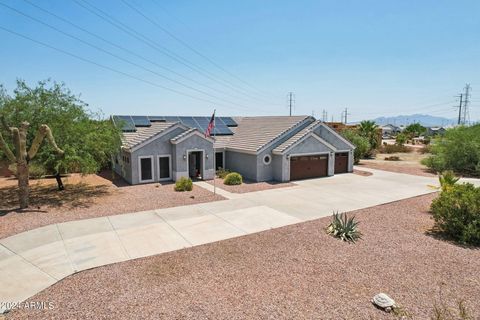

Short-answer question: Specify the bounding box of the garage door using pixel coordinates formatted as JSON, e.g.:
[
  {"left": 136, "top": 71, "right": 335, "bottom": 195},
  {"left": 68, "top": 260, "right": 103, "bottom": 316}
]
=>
[
  {"left": 290, "top": 155, "right": 328, "bottom": 180},
  {"left": 334, "top": 152, "right": 349, "bottom": 174}
]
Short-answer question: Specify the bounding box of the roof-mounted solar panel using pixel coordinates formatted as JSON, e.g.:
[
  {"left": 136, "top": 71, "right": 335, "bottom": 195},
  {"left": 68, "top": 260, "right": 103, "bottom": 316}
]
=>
[
  {"left": 219, "top": 117, "right": 237, "bottom": 127},
  {"left": 164, "top": 116, "right": 180, "bottom": 123},
  {"left": 131, "top": 115, "right": 151, "bottom": 127},
  {"left": 113, "top": 115, "right": 136, "bottom": 132},
  {"left": 148, "top": 116, "right": 166, "bottom": 122}
]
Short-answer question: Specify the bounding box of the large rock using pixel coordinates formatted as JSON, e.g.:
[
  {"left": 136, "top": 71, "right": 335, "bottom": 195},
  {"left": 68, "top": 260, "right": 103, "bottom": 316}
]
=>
[{"left": 372, "top": 293, "right": 396, "bottom": 312}]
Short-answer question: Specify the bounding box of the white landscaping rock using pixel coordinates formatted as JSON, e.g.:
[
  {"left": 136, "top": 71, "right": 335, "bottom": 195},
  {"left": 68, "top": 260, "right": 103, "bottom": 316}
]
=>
[{"left": 372, "top": 293, "right": 396, "bottom": 312}]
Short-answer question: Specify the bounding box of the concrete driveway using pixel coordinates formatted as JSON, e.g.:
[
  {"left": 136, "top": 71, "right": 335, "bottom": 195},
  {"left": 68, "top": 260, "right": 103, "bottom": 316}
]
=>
[{"left": 0, "top": 167, "right": 471, "bottom": 312}]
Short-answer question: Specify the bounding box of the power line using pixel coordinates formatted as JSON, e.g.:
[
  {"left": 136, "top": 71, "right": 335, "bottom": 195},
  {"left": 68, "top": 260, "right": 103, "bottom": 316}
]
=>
[
  {"left": 120, "top": 0, "right": 277, "bottom": 100},
  {"left": 20, "top": 0, "right": 271, "bottom": 107},
  {"left": 0, "top": 1, "right": 265, "bottom": 112},
  {"left": 0, "top": 25, "right": 269, "bottom": 113},
  {"left": 72, "top": 0, "right": 281, "bottom": 106}
]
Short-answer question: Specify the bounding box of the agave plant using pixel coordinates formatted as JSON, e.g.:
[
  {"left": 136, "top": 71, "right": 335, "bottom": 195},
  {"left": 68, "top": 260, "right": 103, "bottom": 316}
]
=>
[
  {"left": 326, "top": 211, "right": 362, "bottom": 243},
  {"left": 439, "top": 170, "right": 460, "bottom": 192}
]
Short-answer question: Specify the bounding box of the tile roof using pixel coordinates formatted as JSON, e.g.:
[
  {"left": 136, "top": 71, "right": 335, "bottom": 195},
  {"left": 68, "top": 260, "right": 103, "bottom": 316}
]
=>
[
  {"left": 121, "top": 122, "right": 178, "bottom": 150},
  {"left": 170, "top": 128, "right": 196, "bottom": 143},
  {"left": 226, "top": 116, "right": 311, "bottom": 153},
  {"left": 273, "top": 120, "right": 322, "bottom": 154}
]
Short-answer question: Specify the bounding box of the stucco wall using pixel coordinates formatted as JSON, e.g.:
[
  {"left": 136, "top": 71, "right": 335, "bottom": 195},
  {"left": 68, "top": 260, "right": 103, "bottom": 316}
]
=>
[
  {"left": 173, "top": 134, "right": 214, "bottom": 180},
  {"left": 130, "top": 127, "right": 185, "bottom": 184},
  {"left": 225, "top": 151, "right": 258, "bottom": 181},
  {"left": 313, "top": 125, "right": 352, "bottom": 151},
  {"left": 272, "top": 154, "right": 284, "bottom": 181}
]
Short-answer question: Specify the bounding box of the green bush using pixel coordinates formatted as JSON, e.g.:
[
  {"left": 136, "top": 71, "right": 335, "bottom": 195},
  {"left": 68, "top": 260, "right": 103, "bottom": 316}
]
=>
[
  {"left": 326, "top": 212, "right": 362, "bottom": 243},
  {"left": 438, "top": 170, "right": 459, "bottom": 192},
  {"left": 430, "top": 183, "right": 480, "bottom": 245},
  {"left": 379, "top": 144, "right": 411, "bottom": 154},
  {"left": 342, "top": 129, "right": 371, "bottom": 164},
  {"left": 174, "top": 177, "right": 193, "bottom": 192},
  {"left": 395, "top": 133, "right": 408, "bottom": 146},
  {"left": 216, "top": 168, "right": 231, "bottom": 179},
  {"left": 224, "top": 172, "right": 242, "bottom": 185},
  {"left": 423, "top": 124, "right": 480, "bottom": 176}
]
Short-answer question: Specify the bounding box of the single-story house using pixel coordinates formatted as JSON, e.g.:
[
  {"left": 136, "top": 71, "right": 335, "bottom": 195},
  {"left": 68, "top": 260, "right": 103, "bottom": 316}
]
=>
[
  {"left": 381, "top": 124, "right": 402, "bottom": 138},
  {"left": 111, "top": 115, "right": 355, "bottom": 184},
  {"left": 426, "top": 127, "right": 446, "bottom": 136}
]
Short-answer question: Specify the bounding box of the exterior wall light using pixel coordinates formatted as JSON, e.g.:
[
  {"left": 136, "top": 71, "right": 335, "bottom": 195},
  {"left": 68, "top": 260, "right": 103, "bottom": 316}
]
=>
[
  {"left": 183, "top": 154, "right": 187, "bottom": 160},
  {"left": 206, "top": 154, "right": 209, "bottom": 159}
]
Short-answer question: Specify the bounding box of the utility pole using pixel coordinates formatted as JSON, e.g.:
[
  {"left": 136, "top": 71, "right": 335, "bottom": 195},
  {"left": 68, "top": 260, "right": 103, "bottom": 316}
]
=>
[
  {"left": 288, "top": 92, "right": 295, "bottom": 116},
  {"left": 456, "top": 93, "right": 463, "bottom": 125},
  {"left": 322, "top": 110, "right": 328, "bottom": 122},
  {"left": 342, "top": 107, "right": 350, "bottom": 124},
  {"left": 463, "top": 84, "right": 471, "bottom": 125}
]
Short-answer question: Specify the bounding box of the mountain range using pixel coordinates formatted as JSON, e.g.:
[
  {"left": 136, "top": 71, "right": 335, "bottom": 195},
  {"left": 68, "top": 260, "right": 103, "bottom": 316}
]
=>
[{"left": 371, "top": 114, "right": 457, "bottom": 127}]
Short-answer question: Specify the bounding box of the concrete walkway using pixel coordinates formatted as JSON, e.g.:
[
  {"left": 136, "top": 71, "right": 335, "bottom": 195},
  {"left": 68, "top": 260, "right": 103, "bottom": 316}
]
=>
[{"left": 1, "top": 168, "right": 477, "bottom": 312}]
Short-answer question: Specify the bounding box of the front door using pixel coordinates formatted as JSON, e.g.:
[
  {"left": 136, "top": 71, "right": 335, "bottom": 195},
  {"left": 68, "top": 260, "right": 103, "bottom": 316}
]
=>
[{"left": 188, "top": 151, "right": 203, "bottom": 179}]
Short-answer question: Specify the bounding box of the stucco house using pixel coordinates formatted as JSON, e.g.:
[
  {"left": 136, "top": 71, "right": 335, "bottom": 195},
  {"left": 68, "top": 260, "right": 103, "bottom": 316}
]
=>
[{"left": 111, "top": 115, "right": 355, "bottom": 185}]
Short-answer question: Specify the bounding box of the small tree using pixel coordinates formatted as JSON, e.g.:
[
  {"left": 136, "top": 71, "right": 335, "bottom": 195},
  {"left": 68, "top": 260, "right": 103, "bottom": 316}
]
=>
[
  {"left": 342, "top": 129, "right": 370, "bottom": 164},
  {"left": 358, "top": 120, "right": 379, "bottom": 151},
  {"left": 0, "top": 118, "right": 63, "bottom": 208}
]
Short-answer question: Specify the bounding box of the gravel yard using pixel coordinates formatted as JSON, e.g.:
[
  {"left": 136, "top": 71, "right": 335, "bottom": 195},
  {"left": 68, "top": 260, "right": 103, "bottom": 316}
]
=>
[
  {"left": 0, "top": 172, "right": 224, "bottom": 239},
  {"left": 6, "top": 193, "right": 480, "bottom": 319},
  {"left": 360, "top": 150, "right": 436, "bottom": 177},
  {"left": 207, "top": 177, "right": 295, "bottom": 193}
]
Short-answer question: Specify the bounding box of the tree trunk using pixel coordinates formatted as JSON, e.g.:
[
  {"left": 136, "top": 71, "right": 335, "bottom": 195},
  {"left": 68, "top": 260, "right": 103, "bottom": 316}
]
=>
[
  {"left": 17, "top": 161, "right": 29, "bottom": 209},
  {"left": 55, "top": 173, "right": 65, "bottom": 191}
]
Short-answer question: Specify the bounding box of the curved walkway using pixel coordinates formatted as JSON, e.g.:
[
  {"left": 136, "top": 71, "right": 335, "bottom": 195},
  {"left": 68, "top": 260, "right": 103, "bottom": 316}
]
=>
[{"left": 1, "top": 168, "right": 477, "bottom": 313}]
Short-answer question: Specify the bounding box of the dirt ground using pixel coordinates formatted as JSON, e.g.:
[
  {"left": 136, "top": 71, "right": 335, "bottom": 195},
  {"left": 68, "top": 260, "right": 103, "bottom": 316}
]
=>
[
  {"left": 207, "top": 177, "right": 295, "bottom": 193},
  {"left": 0, "top": 171, "right": 224, "bottom": 239},
  {"left": 360, "top": 149, "right": 436, "bottom": 177},
  {"left": 6, "top": 193, "right": 480, "bottom": 320}
]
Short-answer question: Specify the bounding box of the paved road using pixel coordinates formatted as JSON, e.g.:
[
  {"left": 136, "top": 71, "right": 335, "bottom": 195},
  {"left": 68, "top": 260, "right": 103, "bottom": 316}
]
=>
[{"left": 1, "top": 168, "right": 475, "bottom": 312}]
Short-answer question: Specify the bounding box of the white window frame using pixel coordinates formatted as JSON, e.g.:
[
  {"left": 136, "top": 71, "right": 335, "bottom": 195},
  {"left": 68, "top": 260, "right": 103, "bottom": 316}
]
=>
[
  {"left": 157, "top": 154, "right": 172, "bottom": 181},
  {"left": 138, "top": 155, "right": 155, "bottom": 183}
]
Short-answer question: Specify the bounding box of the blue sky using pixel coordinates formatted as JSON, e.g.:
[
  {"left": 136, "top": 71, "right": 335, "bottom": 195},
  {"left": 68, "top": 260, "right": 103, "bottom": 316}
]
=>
[{"left": 0, "top": 0, "right": 479, "bottom": 122}]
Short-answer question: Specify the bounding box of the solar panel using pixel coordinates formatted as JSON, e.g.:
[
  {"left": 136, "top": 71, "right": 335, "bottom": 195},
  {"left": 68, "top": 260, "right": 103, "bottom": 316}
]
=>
[
  {"left": 164, "top": 116, "right": 180, "bottom": 123},
  {"left": 148, "top": 116, "right": 166, "bottom": 122},
  {"left": 131, "top": 116, "right": 151, "bottom": 127},
  {"left": 219, "top": 117, "right": 237, "bottom": 127},
  {"left": 113, "top": 115, "right": 136, "bottom": 132}
]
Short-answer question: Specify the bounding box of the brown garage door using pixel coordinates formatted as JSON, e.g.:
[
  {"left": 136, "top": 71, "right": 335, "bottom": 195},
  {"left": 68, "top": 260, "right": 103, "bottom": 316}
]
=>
[
  {"left": 290, "top": 155, "right": 328, "bottom": 180},
  {"left": 334, "top": 152, "right": 349, "bottom": 174}
]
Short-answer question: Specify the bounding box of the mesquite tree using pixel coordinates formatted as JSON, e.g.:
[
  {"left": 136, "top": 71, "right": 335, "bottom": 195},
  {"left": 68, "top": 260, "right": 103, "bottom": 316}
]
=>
[{"left": 0, "top": 118, "right": 63, "bottom": 208}]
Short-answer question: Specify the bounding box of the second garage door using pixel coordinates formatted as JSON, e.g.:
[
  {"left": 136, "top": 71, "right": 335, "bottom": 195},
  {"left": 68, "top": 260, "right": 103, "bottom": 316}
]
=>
[
  {"left": 334, "top": 152, "right": 349, "bottom": 174},
  {"left": 290, "top": 155, "right": 328, "bottom": 180}
]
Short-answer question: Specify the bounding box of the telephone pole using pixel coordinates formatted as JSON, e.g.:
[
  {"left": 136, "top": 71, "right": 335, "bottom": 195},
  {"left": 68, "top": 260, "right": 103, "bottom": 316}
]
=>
[
  {"left": 463, "top": 84, "right": 471, "bottom": 125},
  {"left": 456, "top": 94, "right": 463, "bottom": 125},
  {"left": 287, "top": 92, "right": 295, "bottom": 116},
  {"left": 342, "top": 107, "right": 350, "bottom": 124},
  {"left": 322, "top": 110, "right": 328, "bottom": 122}
]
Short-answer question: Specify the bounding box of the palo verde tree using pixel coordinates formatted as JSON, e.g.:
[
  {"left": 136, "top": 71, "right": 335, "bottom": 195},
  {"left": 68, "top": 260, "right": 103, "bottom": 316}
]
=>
[
  {"left": 0, "top": 79, "right": 122, "bottom": 192},
  {"left": 0, "top": 119, "right": 63, "bottom": 208}
]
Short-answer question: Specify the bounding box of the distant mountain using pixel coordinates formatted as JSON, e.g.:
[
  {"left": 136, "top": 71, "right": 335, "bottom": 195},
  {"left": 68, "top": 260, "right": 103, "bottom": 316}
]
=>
[{"left": 371, "top": 114, "right": 457, "bottom": 127}]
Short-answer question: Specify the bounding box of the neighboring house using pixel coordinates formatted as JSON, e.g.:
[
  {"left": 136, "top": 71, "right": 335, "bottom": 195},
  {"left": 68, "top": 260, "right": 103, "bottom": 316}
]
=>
[
  {"left": 381, "top": 124, "right": 401, "bottom": 138},
  {"left": 426, "top": 127, "right": 446, "bottom": 136},
  {"left": 111, "top": 115, "right": 355, "bottom": 185}
]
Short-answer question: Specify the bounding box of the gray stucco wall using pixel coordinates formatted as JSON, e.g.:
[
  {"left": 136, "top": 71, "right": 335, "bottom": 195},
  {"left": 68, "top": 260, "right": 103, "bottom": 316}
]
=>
[
  {"left": 173, "top": 134, "right": 214, "bottom": 180},
  {"left": 225, "top": 151, "right": 258, "bottom": 181},
  {"left": 112, "top": 150, "right": 133, "bottom": 184},
  {"left": 129, "top": 127, "right": 185, "bottom": 184},
  {"left": 313, "top": 125, "right": 351, "bottom": 150},
  {"left": 272, "top": 154, "right": 284, "bottom": 181}
]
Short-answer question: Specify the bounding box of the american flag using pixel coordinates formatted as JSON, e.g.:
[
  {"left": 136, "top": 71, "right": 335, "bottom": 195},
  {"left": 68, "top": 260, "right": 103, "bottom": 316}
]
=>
[{"left": 204, "top": 110, "right": 215, "bottom": 138}]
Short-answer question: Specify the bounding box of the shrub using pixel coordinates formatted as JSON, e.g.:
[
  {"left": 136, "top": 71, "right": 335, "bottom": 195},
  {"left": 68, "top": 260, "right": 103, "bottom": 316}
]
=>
[
  {"left": 430, "top": 183, "right": 480, "bottom": 245},
  {"left": 174, "top": 177, "right": 193, "bottom": 192},
  {"left": 419, "top": 144, "right": 432, "bottom": 154},
  {"left": 423, "top": 124, "right": 480, "bottom": 176},
  {"left": 378, "top": 144, "right": 411, "bottom": 154},
  {"left": 438, "top": 170, "right": 459, "bottom": 192},
  {"left": 216, "top": 168, "right": 231, "bottom": 179},
  {"left": 342, "top": 129, "right": 371, "bottom": 164},
  {"left": 384, "top": 156, "right": 401, "bottom": 161},
  {"left": 326, "top": 212, "right": 362, "bottom": 243},
  {"left": 8, "top": 163, "right": 46, "bottom": 179},
  {"left": 395, "top": 133, "right": 408, "bottom": 146},
  {"left": 224, "top": 172, "right": 242, "bottom": 185}
]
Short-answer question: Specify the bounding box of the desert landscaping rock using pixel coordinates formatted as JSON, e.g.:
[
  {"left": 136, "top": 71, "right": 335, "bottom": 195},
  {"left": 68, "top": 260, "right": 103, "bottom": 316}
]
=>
[
  {"left": 372, "top": 293, "right": 396, "bottom": 312},
  {"left": 6, "top": 193, "right": 480, "bottom": 320}
]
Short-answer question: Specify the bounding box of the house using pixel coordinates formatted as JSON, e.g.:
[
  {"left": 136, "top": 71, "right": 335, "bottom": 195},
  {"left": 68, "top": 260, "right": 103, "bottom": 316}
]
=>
[
  {"left": 111, "top": 115, "right": 355, "bottom": 184},
  {"left": 380, "top": 124, "right": 402, "bottom": 138},
  {"left": 426, "top": 127, "right": 446, "bottom": 136}
]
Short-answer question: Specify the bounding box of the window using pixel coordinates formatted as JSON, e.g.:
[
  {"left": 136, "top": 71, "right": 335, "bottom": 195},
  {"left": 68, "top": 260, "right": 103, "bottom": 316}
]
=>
[
  {"left": 158, "top": 156, "right": 171, "bottom": 180},
  {"left": 139, "top": 156, "right": 154, "bottom": 182},
  {"left": 263, "top": 154, "right": 271, "bottom": 165},
  {"left": 215, "top": 152, "right": 224, "bottom": 170}
]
